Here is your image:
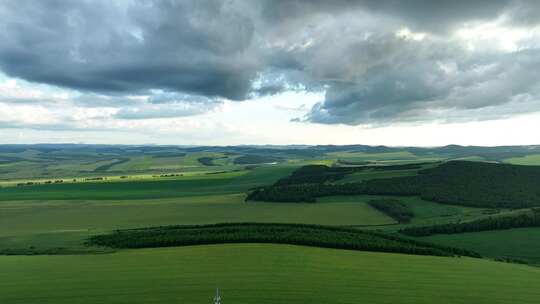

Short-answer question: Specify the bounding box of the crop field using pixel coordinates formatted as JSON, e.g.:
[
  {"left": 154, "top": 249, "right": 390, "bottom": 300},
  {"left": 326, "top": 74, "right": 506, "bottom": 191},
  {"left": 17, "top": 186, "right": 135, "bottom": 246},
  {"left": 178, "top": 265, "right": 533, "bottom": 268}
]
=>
[
  {"left": 0, "top": 165, "right": 298, "bottom": 201},
  {"left": 0, "top": 195, "right": 398, "bottom": 253},
  {"left": 2, "top": 144, "right": 540, "bottom": 303},
  {"left": 6, "top": 0, "right": 540, "bottom": 301},
  {"left": 1, "top": 244, "right": 540, "bottom": 304}
]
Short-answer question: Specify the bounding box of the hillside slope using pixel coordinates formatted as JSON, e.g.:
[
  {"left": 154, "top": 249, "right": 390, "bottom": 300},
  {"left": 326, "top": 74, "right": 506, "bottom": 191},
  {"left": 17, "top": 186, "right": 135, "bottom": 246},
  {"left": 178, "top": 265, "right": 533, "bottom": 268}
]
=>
[{"left": 1, "top": 244, "right": 539, "bottom": 304}]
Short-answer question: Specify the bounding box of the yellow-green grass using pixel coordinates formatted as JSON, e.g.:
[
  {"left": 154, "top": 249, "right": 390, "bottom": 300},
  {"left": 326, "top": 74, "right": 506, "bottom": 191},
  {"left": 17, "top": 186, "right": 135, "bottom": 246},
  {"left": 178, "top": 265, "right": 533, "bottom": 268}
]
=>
[
  {"left": 111, "top": 154, "right": 206, "bottom": 171},
  {"left": 0, "top": 194, "right": 396, "bottom": 252},
  {"left": 0, "top": 172, "right": 245, "bottom": 200},
  {"left": 107, "top": 155, "right": 170, "bottom": 171},
  {"left": 0, "top": 193, "right": 489, "bottom": 252},
  {"left": 0, "top": 167, "right": 243, "bottom": 188},
  {"left": 0, "top": 164, "right": 296, "bottom": 200},
  {"left": 285, "top": 158, "right": 336, "bottom": 166},
  {"left": 420, "top": 227, "right": 540, "bottom": 265},
  {"left": 452, "top": 156, "right": 487, "bottom": 162},
  {"left": 504, "top": 154, "right": 540, "bottom": 165},
  {"left": 318, "top": 195, "right": 487, "bottom": 229},
  {"left": 1, "top": 244, "right": 539, "bottom": 304},
  {"left": 326, "top": 150, "right": 418, "bottom": 160},
  {"left": 323, "top": 151, "right": 445, "bottom": 165},
  {"left": 147, "top": 155, "right": 188, "bottom": 170},
  {"left": 0, "top": 152, "right": 240, "bottom": 181},
  {"left": 44, "top": 158, "right": 118, "bottom": 172}
]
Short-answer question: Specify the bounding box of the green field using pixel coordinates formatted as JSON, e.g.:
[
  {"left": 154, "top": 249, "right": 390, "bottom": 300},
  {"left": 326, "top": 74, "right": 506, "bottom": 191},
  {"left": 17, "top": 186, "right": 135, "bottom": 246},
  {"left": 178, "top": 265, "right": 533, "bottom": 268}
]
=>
[
  {"left": 326, "top": 151, "right": 419, "bottom": 161},
  {"left": 421, "top": 227, "right": 540, "bottom": 265},
  {"left": 0, "top": 193, "right": 493, "bottom": 254},
  {"left": 0, "top": 165, "right": 295, "bottom": 201},
  {"left": 1, "top": 244, "right": 539, "bottom": 304},
  {"left": 2, "top": 144, "right": 540, "bottom": 303},
  {"left": 0, "top": 194, "right": 398, "bottom": 252},
  {"left": 505, "top": 154, "right": 540, "bottom": 165},
  {"left": 301, "top": 195, "right": 488, "bottom": 230}
]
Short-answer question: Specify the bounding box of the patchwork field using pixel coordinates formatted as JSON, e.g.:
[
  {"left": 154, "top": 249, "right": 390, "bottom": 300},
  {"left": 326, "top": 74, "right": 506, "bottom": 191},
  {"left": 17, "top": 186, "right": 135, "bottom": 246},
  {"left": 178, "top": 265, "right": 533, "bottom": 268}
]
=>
[
  {"left": 0, "top": 165, "right": 296, "bottom": 200},
  {"left": 2, "top": 144, "right": 540, "bottom": 303}
]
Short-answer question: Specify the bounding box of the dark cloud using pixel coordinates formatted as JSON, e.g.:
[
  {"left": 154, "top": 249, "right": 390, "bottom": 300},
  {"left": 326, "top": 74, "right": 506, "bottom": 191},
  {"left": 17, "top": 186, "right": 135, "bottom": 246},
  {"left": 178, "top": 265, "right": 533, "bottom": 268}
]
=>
[
  {"left": 1, "top": 0, "right": 540, "bottom": 123},
  {"left": 0, "top": 0, "right": 259, "bottom": 100},
  {"left": 301, "top": 47, "right": 540, "bottom": 124},
  {"left": 260, "top": 0, "right": 521, "bottom": 33}
]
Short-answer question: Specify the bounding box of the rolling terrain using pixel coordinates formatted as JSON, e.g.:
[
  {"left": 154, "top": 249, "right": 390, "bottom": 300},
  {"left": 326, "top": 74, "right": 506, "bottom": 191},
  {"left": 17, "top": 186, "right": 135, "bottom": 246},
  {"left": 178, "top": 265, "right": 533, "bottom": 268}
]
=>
[
  {"left": 1, "top": 244, "right": 539, "bottom": 304},
  {"left": 1, "top": 144, "right": 540, "bottom": 303}
]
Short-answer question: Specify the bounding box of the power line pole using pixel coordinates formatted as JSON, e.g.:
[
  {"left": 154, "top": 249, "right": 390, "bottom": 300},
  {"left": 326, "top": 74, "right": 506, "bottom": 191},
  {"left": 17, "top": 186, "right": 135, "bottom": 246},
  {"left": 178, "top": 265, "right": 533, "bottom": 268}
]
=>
[{"left": 214, "top": 288, "right": 221, "bottom": 304}]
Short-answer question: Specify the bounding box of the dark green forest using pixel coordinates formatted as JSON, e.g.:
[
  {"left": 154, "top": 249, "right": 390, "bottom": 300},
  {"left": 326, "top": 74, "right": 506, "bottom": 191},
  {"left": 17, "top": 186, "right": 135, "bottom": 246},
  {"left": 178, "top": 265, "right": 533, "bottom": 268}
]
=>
[
  {"left": 89, "top": 223, "right": 479, "bottom": 258},
  {"left": 400, "top": 208, "right": 540, "bottom": 236},
  {"left": 247, "top": 161, "right": 540, "bottom": 209},
  {"left": 274, "top": 163, "right": 426, "bottom": 186},
  {"left": 197, "top": 157, "right": 217, "bottom": 166},
  {"left": 368, "top": 199, "right": 414, "bottom": 223}
]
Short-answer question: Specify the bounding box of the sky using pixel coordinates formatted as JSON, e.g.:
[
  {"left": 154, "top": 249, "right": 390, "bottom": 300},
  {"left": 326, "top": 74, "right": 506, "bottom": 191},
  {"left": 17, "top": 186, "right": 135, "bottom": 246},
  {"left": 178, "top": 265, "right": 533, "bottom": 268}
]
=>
[{"left": 1, "top": 0, "right": 540, "bottom": 146}]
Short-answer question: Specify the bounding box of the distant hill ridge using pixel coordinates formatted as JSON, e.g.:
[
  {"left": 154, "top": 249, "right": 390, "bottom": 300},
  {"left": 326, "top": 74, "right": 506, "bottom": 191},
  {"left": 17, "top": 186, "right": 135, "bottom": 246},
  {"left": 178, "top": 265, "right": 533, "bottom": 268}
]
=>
[{"left": 1, "top": 143, "right": 540, "bottom": 160}]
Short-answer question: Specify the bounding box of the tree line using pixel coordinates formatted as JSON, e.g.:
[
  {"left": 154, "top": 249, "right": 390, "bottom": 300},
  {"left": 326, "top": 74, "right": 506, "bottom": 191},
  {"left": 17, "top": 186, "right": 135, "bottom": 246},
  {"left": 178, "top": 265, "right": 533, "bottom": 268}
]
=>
[
  {"left": 274, "top": 163, "right": 426, "bottom": 186},
  {"left": 368, "top": 199, "right": 414, "bottom": 223},
  {"left": 245, "top": 176, "right": 422, "bottom": 202},
  {"left": 400, "top": 208, "right": 540, "bottom": 237},
  {"left": 89, "top": 223, "right": 480, "bottom": 258}
]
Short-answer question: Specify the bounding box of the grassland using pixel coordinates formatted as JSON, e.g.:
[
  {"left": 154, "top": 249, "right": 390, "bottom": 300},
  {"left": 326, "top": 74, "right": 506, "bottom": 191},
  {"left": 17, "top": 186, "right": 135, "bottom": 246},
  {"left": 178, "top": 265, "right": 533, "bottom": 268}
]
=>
[
  {"left": 318, "top": 195, "right": 487, "bottom": 228},
  {"left": 2, "top": 144, "right": 540, "bottom": 303},
  {"left": 0, "top": 149, "right": 237, "bottom": 180},
  {"left": 421, "top": 227, "right": 540, "bottom": 265},
  {"left": 0, "top": 192, "right": 488, "bottom": 254},
  {"left": 1, "top": 244, "right": 539, "bottom": 304},
  {"left": 0, "top": 194, "right": 399, "bottom": 253},
  {"left": 504, "top": 154, "right": 540, "bottom": 165},
  {"left": 0, "top": 165, "right": 295, "bottom": 200},
  {"left": 326, "top": 151, "right": 419, "bottom": 161}
]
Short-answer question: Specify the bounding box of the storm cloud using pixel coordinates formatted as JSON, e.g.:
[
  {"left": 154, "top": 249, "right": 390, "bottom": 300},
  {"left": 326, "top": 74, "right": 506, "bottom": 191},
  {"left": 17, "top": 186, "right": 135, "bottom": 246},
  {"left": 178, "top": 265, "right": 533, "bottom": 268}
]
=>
[
  {"left": 0, "top": 0, "right": 259, "bottom": 100},
  {"left": 1, "top": 0, "right": 540, "bottom": 123}
]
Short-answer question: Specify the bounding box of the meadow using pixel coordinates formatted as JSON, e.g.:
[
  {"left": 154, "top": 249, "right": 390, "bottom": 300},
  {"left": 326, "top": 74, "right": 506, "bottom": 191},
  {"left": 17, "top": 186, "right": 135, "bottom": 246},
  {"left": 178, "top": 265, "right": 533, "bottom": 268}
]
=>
[
  {"left": 422, "top": 227, "right": 540, "bottom": 265},
  {"left": 505, "top": 154, "right": 540, "bottom": 165},
  {"left": 2, "top": 144, "right": 540, "bottom": 303},
  {"left": 0, "top": 165, "right": 295, "bottom": 200},
  {"left": 1, "top": 244, "right": 539, "bottom": 304},
  {"left": 0, "top": 194, "right": 398, "bottom": 253}
]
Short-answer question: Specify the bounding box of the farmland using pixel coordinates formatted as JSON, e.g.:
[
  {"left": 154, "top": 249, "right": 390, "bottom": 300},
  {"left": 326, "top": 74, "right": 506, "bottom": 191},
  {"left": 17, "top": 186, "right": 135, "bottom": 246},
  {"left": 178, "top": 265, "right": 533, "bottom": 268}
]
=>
[
  {"left": 1, "top": 144, "right": 540, "bottom": 303},
  {"left": 0, "top": 194, "right": 398, "bottom": 254},
  {"left": 5, "top": 1, "right": 540, "bottom": 303},
  {"left": 1, "top": 244, "right": 540, "bottom": 304}
]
